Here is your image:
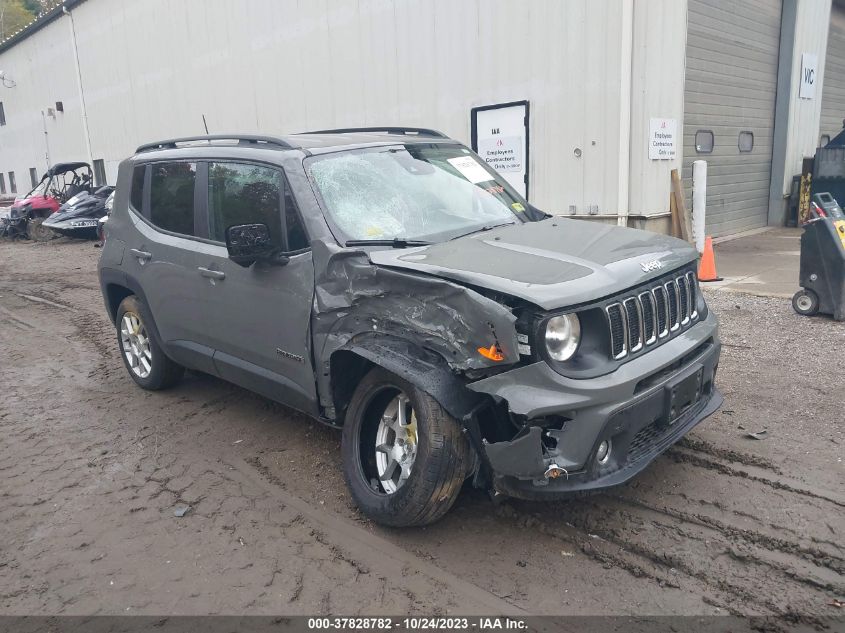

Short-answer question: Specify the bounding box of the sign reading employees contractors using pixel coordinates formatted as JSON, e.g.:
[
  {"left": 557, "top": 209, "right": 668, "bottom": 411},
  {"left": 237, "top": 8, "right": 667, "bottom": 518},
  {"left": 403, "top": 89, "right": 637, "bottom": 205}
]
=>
[
  {"left": 477, "top": 136, "right": 524, "bottom": 173},
  {"left": 648, "top": 117, "right": 677, "bottom": 160}
]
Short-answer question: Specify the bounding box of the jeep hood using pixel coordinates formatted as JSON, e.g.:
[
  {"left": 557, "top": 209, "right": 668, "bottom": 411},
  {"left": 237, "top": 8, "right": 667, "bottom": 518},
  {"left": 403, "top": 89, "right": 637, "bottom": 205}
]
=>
[{"left": 367, "top": 218, "right": 698, "bottom": 310}]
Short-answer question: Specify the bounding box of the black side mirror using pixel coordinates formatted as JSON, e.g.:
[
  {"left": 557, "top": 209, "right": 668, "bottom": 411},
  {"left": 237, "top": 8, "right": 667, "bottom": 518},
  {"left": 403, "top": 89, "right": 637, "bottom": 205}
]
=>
[{"left": 225, "top": 223, "right": 288, "bottom": 267}]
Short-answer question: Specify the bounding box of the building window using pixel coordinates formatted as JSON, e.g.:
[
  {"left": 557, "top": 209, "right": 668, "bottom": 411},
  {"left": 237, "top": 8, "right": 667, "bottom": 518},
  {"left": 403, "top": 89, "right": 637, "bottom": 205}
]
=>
[
  {"left": 820, "top": 134, "right": 831, "bottom": 147},
  {"left": 29, "top": 168, "right": 38, "bottom": 188},
  {"left": 738, "top": 131, "right": 754, "bottom": 153},
  {"left": 0, "top": 173, "right": 5, "bottom": 194},
  {"left": 93, "top": 159, "right": 107, "bottom": 186},
  {"left": 8, "top": 171, "right": 16, "bottom": 193},
  {"left": 695, "top": 130, "right": 714, "bottom": 153},
  {"left": 0, "top": 102, "right": 5, "bottom": 126}
]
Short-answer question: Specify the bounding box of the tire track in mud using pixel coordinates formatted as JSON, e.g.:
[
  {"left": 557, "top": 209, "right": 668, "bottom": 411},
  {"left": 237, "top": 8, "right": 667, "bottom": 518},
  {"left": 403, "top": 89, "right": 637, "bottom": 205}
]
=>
[
  {"left": 676, "top": 436, "right": 784, "bottom": 474},
  {"left": 614, "top": 496, "right": 844, "bottom": 577},
  {"left": 665, "top": 447, "right": 845, "bottom": 508},
  {"left": 491, "top": 430, "right": 845, "bottom": 617},
  {"left": 508, "top": 494, "right": 841, "bottom": 617}
]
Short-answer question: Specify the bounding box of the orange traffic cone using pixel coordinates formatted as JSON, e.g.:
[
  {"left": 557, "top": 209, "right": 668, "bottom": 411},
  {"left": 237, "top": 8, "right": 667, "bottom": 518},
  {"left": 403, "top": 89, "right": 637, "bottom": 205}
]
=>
[{"left": 698, "top": 236, "right": 722, "bottom": 282}]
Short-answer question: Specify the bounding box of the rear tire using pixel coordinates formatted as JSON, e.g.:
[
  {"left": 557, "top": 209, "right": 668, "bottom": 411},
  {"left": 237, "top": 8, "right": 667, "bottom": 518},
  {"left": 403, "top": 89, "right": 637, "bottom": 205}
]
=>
[
  {"left": 27, "top": 217, "right": 55, "bottom": 242},
  {"left": 116, "top": 295, "right": 184, "bottom": 390},
  {"left": 792, "top": 289, "right": 819, "bottom": 316},
  {"left": 341, "top": 367, "right": 471, "bottom": 527}
]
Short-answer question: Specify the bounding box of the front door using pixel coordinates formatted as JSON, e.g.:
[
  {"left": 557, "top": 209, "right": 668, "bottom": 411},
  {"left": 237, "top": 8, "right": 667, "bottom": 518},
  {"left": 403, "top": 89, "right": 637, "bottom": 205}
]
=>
[{"left": 196, "top": 161, "right": 317, "bottom": 415}]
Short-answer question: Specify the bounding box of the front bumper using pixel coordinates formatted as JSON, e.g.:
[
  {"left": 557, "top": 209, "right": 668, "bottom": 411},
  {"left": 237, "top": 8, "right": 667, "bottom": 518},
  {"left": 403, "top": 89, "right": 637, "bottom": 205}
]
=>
[{"left": 468, "top": 311, "right": 721, "bottom": 499}]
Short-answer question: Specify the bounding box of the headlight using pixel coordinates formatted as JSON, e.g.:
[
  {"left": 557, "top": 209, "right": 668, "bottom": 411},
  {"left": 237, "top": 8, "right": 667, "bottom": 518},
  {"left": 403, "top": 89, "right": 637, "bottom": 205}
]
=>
[
  {"left": 105, "top": 192, "right": 114, "bottom": 212},
  {"left": 545, "top": 314, "right": 581, "bottom": 361}
]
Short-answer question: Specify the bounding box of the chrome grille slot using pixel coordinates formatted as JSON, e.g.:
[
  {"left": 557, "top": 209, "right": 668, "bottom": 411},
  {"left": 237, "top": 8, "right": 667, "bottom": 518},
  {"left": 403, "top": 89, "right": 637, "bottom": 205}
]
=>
[
  {"left": 601, "top": 267, "right": 701, "bottom": 362},
  {"left": 606, "top": 303, "right": 627, "bottom": 359},
  {"left": 639, "top": 291, "right": 657, "bottom": 344},
  {"left": 678, "top": 275, "right": 690, "bottom": 325},
  {"left": 687, "top": 271, "right": 699, "bottom": 320},
  {"left": 666, "top": 281, "right": 680, "bottom": 331},
  {"left": 653, "top": 286, "right": 669, "bottom": 337},
  {"left": 624, "top": 298, "right": 643, "bottom": 352}
]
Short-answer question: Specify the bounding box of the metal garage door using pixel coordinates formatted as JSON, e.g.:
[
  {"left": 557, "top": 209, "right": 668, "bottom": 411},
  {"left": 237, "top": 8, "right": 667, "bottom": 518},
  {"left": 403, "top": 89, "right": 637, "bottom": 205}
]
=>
[
  {"left": 820, "top": 6, "right": 845, "bottom": 142},
  {"left": 683, "top": 0, "right": 782, "bottom": 237}
]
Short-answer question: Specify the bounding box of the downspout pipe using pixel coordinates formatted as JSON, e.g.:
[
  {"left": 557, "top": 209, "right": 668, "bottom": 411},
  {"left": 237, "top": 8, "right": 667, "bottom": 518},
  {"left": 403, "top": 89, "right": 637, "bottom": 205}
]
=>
[
  {"left": 64, "top": 3, "right": 94, "bottom": 168},
  {"left": 617, "top": 0, "right": 634, "bottom": 228}
]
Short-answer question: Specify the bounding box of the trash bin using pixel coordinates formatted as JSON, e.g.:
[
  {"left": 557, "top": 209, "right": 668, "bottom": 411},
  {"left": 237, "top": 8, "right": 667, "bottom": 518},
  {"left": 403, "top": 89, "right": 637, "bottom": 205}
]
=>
[{"left": 792, "top": 193, "right": 845, "bottom": 321}]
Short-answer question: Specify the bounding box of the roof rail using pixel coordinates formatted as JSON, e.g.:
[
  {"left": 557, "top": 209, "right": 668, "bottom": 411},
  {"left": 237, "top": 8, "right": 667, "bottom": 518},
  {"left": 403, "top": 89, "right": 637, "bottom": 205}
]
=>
[
  {"left": 302, "top": 127, "right": 449, "bottom": 139},
  {"left": 135, "top": 134, "right": 294, "bottom": 154}
]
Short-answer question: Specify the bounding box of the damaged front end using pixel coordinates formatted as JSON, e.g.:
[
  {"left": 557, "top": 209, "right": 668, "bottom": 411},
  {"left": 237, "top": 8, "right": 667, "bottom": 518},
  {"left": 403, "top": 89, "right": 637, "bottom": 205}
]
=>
[
  {"left": 311, "top": 239, "right": 521, "bottom": 423},
  {"left": 311, "top": 238, "right": 722, "bottom": 499}
]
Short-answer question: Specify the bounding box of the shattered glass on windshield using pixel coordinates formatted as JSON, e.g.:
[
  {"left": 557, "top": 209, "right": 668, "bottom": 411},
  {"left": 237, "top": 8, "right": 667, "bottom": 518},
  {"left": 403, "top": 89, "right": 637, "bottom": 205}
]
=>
[{"left": 308, "top": 146, "right": 526, "bottom": 243}]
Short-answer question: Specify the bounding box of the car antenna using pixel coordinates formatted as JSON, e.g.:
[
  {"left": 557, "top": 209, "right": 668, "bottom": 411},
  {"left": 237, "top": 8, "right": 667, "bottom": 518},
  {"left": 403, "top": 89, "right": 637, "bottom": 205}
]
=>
[{"left": 202, "top": 114, "right": 209, "bottom": 134}]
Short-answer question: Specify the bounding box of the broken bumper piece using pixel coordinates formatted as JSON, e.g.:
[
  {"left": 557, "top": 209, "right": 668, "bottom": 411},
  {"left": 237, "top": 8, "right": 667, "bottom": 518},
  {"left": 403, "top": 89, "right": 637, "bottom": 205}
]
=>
[{"left": 469, "top": 311, "right": 722, "bottom": 499}]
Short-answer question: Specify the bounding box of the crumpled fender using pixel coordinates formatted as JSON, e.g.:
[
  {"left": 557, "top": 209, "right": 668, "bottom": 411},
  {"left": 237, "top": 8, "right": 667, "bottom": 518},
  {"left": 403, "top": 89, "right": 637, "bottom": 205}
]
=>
[
  {"left": 310, "top": 239, "right": 519, "bottom": 417},
  {"left": 334, "top": 336, "right": 486, "bottom": 421}
]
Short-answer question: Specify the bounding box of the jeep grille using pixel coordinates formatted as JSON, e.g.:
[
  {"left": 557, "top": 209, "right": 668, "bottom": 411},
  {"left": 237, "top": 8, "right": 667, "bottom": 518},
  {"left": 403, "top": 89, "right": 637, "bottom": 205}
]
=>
[{"left": 606, "top": 271, "right": 699, "bottom": 360}]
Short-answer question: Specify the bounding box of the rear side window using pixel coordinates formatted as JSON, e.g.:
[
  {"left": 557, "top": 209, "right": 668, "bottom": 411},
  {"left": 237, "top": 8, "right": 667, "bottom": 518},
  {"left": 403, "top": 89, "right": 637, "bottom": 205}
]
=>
[
  {"left": 130, "top": 165, "right": 145, "bottom": 211},
  {"left": 208, "top": 162, "right": 308, "bottom": 251},
  {"left": 149, "top": 162, "right": 196, "bottom": 236}
]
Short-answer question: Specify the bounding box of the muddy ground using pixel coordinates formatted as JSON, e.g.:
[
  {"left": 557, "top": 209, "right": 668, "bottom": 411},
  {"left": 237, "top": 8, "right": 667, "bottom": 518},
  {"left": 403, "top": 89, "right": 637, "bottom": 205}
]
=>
[{"left": 0, "top": 238, "right": 842, "bottom": 618}]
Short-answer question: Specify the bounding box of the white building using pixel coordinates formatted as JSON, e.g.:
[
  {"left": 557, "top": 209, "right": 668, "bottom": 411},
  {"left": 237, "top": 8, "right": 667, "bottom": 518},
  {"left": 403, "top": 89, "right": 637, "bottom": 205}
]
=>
[{"left": 0, "top": 0, "right": 841, "bottom": 237}]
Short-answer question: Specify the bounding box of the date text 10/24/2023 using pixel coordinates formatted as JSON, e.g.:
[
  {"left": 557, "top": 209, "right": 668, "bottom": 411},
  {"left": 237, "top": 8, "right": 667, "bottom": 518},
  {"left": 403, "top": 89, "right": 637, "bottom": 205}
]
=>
[{"left": 307, "top": 617, "right": 528, "bottom": 631}]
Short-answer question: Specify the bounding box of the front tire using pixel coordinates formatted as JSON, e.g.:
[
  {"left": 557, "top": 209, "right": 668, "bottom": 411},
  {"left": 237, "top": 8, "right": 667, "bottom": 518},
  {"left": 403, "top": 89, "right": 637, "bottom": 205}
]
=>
[
  {"left": 341, "top": 367, "right": 471, "bottom": 527},
  {"left": 116, "top": 296, "right": 184, "bottom": 390}
]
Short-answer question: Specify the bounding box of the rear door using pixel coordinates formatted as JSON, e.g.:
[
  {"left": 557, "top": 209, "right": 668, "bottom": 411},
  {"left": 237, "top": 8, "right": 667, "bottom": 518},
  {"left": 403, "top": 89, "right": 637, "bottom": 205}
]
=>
[
  {"left": 124, "top": 161, "right": 217, "bottom": 373},
  {"left": 195, "top": 160, "right": 317, "bottom": 415}
]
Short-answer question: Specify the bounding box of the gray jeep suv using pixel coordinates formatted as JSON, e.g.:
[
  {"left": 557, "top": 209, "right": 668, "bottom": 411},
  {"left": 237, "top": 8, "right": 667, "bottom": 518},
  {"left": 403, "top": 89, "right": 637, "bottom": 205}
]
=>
[{"left": 98, "top": 129, "right": 722, "bottom": 527}]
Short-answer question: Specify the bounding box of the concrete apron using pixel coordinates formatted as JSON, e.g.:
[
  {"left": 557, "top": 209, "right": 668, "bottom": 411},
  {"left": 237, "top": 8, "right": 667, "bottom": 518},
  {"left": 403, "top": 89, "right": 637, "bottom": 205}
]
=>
[{"left": 704, "top": 226, "right": 801, "bottom": 299}]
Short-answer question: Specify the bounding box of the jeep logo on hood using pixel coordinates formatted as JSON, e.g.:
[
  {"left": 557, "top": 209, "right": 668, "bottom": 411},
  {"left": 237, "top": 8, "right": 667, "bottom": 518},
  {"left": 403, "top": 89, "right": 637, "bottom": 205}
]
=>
[{"left": 640, "top": 259, "right": 664, "bottom": 273}]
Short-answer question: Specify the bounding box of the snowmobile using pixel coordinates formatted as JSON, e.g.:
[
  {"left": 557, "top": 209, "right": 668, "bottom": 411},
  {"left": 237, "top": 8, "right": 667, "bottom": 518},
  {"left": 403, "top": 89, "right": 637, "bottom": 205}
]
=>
[{"left": 43, "top": 185, "right": 114, "bottom": 240}]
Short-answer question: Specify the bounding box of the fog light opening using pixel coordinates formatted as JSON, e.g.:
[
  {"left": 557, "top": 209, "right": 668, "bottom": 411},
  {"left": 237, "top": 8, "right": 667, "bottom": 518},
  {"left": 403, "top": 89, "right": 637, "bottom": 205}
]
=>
[{"left": 596, "top": 439, "right": 611, "bottom": 465}]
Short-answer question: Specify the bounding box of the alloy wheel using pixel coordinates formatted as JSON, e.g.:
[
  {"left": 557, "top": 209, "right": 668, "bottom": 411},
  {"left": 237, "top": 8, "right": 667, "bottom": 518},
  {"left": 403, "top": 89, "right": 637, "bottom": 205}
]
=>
[
  {"left": 374, "top": 392, "right": 418, "bottom": 494},
  {"left": 120, "top": 312, "right": 152, "bottom": 378}
]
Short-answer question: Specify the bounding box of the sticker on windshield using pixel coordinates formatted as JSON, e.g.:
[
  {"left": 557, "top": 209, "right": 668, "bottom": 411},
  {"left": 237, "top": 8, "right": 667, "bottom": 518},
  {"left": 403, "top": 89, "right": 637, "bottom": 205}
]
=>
[
  {"left": 447, "top": 156, "right": 493, "bottom": 184},
  {"left": 511, "top": 202, "right": 525, "bottom": 212}
]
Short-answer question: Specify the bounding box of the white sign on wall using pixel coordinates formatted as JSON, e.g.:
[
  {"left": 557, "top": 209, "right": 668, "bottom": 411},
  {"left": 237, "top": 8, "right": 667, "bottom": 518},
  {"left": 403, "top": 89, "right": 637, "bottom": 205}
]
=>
[
  {"left": 799, "top": 53, "right": 818, "bottom": 99},
  {"left": 648, "top": 118, "right": 677, "bottom": 160},
  {"left": 472, "top": 102, "right": 529, "bottom": 198},
  {"left": 477, "top": 135, "right": 523, "bottom": 174}
]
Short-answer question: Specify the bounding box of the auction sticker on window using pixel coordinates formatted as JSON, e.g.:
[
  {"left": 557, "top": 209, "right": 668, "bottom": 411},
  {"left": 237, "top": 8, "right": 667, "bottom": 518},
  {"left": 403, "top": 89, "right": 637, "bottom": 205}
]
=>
[{"left": 447, "top": 156, "right": 493, "bottom": 184}]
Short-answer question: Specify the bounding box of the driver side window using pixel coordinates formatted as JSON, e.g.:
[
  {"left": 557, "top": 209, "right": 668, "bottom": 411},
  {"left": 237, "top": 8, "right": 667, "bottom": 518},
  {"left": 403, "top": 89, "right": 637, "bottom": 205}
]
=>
[{"left": 207, "top": 162, "right": 308, "bottom": 252}]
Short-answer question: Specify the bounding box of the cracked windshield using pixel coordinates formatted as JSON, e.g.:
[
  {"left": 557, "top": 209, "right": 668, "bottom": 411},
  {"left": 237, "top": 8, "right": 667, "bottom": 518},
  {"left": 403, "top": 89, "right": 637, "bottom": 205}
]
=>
[{"left": 308, "top": 145, "right": 528, "bottom": 243}]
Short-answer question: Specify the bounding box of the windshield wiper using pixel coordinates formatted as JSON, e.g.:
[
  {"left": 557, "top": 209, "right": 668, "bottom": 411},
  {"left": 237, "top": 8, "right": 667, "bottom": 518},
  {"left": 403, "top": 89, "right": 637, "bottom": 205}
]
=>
[
  {"left": 345, "top": 238, "right": 432, "bottom": 248},
  {"left": 450, "top": 221, "right": 516, "bottom": 241}
]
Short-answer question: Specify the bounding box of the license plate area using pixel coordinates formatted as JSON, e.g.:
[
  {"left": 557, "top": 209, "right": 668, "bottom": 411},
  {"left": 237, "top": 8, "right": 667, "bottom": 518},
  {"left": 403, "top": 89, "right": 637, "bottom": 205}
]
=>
[{"left": 664, "top": 364, "right": 703, "bottom": 424}]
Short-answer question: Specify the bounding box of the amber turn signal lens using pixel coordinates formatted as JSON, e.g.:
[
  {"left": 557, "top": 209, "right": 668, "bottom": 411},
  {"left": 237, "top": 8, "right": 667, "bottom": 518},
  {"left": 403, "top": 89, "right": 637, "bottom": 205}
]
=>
[{"left": 477, "top": 344, "right": 504, "bottom": 361}]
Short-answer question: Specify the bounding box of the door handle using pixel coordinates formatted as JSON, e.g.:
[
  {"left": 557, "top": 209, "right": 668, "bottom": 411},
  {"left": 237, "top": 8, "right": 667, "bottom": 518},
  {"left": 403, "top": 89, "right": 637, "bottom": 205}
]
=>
[
  {"left": 129, "top": 248, "right": 152, "bottom": 262},
  {"left": 198, "top": 267, "right": 225, "bottom": 281}
]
